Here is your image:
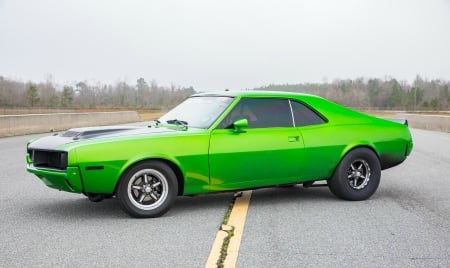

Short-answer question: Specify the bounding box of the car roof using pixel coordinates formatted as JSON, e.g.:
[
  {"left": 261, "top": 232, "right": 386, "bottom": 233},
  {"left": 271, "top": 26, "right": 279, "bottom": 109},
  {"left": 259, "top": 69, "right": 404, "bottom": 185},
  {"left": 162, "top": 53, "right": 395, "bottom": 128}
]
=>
[{"left": 193, "top": 90, "right": 321, "bottom": 99}]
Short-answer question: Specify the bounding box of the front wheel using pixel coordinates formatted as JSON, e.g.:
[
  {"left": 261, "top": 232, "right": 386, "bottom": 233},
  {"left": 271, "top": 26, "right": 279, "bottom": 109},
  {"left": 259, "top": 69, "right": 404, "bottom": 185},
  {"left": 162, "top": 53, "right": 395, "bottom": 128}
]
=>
[
  {"left": 328, "top": 148, "right": 381, "bottom": 201},
  {"left": 116, "top": 161, "right": 178, "bottom": 218}
]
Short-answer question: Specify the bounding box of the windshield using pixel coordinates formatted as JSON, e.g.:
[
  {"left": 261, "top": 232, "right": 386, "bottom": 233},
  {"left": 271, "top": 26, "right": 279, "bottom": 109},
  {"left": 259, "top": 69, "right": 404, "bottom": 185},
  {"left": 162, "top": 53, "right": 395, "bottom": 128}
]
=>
[{"left": 159, "top": 96, "right": 234, "bottom": 129}]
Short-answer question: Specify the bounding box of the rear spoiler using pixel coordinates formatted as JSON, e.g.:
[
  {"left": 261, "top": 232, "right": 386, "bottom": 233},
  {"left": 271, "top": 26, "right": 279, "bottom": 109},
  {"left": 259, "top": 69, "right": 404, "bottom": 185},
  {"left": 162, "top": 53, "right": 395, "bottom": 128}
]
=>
[{"left": 388, "top": 118, "right": 408, "bottom": 126}]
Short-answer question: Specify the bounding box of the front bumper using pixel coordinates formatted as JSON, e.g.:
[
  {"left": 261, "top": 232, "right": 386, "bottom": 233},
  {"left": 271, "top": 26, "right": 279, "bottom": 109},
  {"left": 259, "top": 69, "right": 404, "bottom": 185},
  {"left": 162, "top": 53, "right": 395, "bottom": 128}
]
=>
[{"left": 27, "top": 163, "right": 83, "bottom": 193}]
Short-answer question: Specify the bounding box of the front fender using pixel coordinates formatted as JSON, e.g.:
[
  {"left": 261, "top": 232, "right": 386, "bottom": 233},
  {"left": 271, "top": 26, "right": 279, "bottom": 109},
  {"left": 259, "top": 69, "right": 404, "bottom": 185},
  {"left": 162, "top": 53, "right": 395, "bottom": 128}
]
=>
[{"left": 118, "top": 153, "right": 185, "bottom": 181}]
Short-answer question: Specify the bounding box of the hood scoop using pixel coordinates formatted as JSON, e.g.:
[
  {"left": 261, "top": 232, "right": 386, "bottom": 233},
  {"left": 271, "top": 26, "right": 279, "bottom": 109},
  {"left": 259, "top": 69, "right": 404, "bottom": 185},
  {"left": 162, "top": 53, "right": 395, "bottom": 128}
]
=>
[{"left": 60, "top": 127, "right": 141, "bottom": 140}]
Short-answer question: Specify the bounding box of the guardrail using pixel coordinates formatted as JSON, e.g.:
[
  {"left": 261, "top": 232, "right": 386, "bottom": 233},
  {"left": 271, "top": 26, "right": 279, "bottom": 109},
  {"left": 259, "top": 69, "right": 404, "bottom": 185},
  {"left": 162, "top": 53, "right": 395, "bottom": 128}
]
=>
[
  {"left": 1, "top": 111, "right": 448, "bottom": 138},
  {"left": 396, "top": 113, "right": 450, "bottom": 132},
  {"left": 0, "top": 111, "right": 141, "bottom": 137}
]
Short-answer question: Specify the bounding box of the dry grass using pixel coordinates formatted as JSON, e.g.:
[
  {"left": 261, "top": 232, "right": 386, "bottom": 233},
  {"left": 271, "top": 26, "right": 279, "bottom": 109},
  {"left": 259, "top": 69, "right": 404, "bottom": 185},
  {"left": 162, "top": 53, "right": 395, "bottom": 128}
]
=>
[
  {"left": 0, "top": 107, "right": 132, "bottom": 115},
  {"left": 138, "top": 112, "right": 165, "bottom": 121},
  {"left": 0, "top": 108, "right": 166, "bottom": 122},
  {"left": 2, "top": 107, "right": 448, "bottom": 121},
  {"left": 363, "top": 110, "right": 450, "bottom": 118},
  {"left": 364, "top": 111, "right": 399, "bottom": 117}
]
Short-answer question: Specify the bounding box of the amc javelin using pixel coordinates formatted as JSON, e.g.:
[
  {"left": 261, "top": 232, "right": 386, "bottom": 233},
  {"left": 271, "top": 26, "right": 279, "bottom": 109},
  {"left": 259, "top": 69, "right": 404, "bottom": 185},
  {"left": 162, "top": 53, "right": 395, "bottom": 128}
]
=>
[{"left": 26, "top": 91, "right": 413, "bottom": 217}]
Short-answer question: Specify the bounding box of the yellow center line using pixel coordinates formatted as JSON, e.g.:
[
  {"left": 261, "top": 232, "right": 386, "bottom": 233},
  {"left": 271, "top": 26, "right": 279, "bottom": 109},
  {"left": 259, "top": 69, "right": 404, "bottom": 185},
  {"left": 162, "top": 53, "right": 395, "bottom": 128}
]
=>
[{"left": 205, "top": 190, "right": 252, "bottom": 268}]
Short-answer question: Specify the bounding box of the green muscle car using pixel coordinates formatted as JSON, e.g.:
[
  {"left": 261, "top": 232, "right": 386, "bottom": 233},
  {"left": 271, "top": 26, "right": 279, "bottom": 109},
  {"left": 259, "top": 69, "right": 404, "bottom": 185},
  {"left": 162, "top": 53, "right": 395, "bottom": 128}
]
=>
[{"left": 26, "top": 91, "right": 413, "bottom": 217}]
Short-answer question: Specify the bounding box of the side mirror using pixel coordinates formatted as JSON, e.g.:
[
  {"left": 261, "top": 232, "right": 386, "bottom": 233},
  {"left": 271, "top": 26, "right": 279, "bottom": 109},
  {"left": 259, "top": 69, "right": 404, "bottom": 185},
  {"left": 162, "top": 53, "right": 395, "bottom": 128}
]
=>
[{"left": 233, "top": 118, "right": 248, "bottom": 133}]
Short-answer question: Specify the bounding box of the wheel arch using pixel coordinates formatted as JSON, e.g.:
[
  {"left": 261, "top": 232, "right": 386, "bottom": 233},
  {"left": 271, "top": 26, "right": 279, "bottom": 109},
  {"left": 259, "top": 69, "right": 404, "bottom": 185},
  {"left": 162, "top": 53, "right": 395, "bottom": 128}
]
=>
[
  {"left": 333, "top": 144, "right": 381, "bottom": 176},
  {"left": 114, "top": 158, "right": 185, "bottom": 196},
  {"left": 341, "top": 141, "right": 380, "bottom": 160}
]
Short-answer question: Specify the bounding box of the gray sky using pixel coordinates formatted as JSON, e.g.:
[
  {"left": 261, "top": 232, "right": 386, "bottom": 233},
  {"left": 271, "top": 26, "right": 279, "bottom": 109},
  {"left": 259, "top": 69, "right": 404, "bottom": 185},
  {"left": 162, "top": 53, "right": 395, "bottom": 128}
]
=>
[{"left": 1, "top": 0, "right": 450, "bottom": 91}]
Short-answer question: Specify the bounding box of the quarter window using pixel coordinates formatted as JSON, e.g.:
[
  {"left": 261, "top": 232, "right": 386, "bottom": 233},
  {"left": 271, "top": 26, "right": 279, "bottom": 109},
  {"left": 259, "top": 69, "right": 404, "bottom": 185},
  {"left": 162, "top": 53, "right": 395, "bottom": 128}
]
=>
[{"left": 290, "top": 100, "right": 326, "bottom": 126}]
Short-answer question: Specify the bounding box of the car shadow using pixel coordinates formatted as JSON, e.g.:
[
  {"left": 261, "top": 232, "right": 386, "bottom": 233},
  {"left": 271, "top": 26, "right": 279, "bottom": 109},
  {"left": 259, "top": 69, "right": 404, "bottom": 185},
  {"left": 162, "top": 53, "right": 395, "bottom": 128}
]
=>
[
  {"left": 172, "top": 192, "right": 234, "bottom": 215},
  {"left": 248, "top": 185, "right": 337, "bottom": 205},
  {"left": 30, "top": 197, "right": 127, "bottom": 219},
  {"left": 249, "top": 184, "right": 394, "bottom": 208},
  {"left": 29, "top": 192, "right": 235, "bottom": 220},
  {"left": 28, "top": 185, "right": 340, "bottom": 220}
]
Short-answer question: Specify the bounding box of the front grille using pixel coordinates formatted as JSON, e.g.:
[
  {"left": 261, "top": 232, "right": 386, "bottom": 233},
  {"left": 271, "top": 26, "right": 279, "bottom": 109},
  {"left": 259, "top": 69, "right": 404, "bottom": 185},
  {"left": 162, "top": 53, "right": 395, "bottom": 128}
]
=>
[{"left": 28, "top": 150, "right": 68, "bottom": 170}]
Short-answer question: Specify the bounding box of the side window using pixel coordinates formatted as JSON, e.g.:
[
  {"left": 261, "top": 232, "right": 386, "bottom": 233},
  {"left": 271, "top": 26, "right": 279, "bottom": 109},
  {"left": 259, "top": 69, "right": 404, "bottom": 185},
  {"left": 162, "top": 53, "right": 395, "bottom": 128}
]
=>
[
  {"left": 218, "top": 98, "right": 293, "bottom": 129},
  {"left": 290, "top": 100, "right": 326, "bottom": 127}
]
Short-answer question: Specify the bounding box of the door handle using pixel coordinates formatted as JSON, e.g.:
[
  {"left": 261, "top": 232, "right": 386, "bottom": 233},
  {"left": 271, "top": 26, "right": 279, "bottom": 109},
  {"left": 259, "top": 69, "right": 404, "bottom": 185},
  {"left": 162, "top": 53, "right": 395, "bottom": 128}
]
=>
[{"left": 288, "top": 136, "right": 300, "bottom": 142}]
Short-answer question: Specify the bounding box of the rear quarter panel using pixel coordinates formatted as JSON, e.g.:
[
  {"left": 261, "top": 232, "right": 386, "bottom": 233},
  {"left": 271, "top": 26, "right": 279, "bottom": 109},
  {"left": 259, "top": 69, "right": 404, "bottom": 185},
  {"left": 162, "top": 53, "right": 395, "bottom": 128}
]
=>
[
  {"left": 296, "top": 95, "right": 412, "bottom": 180},
  {"left": 299, "top": 122, "right": 411, "bottom": 179}
]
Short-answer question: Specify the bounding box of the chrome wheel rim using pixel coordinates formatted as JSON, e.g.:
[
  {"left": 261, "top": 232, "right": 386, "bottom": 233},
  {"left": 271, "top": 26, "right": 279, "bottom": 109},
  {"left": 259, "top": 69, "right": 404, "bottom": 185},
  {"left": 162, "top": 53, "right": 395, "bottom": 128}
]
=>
[
  {"left": 347, "top": 159, "right": 371, "bottom": 190},
  {"left": 127, "top": 169, "right": 169, "bottom": 210}
]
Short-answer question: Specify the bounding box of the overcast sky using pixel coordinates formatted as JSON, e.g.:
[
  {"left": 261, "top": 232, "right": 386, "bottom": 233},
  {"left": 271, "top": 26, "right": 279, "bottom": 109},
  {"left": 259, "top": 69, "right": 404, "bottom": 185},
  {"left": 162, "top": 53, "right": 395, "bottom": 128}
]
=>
[{"left": 1, "top": 0, "right": 450, "bottom": 91}]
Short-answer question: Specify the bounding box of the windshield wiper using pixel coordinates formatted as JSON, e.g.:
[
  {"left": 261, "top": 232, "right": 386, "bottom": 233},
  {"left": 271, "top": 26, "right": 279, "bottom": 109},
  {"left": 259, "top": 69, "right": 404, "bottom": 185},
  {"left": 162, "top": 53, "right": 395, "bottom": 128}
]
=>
[
  {"left": 148, "top": 119, "right": 161, "bottom": 128},
  {"left": 166, "top": 119, "right": 188, "bottom": 127}
]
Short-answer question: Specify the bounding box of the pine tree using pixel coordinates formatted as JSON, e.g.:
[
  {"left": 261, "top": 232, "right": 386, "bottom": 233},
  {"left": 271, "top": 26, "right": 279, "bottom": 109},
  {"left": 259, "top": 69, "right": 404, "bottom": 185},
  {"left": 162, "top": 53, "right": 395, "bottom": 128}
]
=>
[{"left": 27, "top": 84, "right": 40, "bottom": 107}]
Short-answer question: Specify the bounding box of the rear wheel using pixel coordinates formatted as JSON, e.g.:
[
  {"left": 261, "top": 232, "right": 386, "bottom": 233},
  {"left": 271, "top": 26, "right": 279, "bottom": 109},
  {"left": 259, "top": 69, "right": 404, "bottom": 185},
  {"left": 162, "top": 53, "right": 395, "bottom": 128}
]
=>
[
  {"left": 116, "top": 161, "right": 178, "bottom": 218},
  {"left": 328, "top": 148, "right": 381, "bottom": 201}
]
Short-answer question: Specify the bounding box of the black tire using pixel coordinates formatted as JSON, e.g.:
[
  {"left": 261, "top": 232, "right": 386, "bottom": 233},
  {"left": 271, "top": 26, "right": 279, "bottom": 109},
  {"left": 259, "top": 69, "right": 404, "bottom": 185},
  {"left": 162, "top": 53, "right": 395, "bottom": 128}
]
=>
[
  {"left": 116, "top": 161, "right": 178, "bottom": 218},
  {"left": 328, "top": 148, "right": 381, "bottom": 201}
]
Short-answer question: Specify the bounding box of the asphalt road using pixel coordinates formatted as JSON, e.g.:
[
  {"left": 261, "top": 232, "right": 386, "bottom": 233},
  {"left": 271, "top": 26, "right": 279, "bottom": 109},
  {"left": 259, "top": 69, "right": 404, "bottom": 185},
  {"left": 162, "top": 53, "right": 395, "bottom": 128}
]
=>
[
  {"left": 0, "top": 134, "right": 233, "bottom": 267},
  {"left": 238, "top": 128, "right": 450, "bottom": 267},
  {"left": 1, "top": 128, "right": 449, "bottom": 267}
]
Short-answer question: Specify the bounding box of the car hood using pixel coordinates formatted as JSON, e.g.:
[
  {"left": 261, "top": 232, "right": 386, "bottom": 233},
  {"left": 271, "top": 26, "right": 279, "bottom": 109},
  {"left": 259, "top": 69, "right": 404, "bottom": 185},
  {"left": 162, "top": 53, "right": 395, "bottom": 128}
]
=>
[{"left": 27, "top": 125, "right": 178, "bottom": 151}]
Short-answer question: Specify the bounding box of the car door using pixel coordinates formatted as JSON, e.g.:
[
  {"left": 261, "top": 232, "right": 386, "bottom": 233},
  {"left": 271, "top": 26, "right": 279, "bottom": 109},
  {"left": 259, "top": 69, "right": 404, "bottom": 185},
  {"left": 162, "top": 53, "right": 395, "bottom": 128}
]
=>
[
  {"left": 208, "top": 98, "right": 305, "bottom": 190},
  {"left": 289, "top": 100, "right": 331, "bottom": 180}
]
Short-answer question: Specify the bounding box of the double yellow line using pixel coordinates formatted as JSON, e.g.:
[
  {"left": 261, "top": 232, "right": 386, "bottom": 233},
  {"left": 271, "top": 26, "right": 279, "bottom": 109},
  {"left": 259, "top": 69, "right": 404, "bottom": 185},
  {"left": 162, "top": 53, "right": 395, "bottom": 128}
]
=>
[{"left": 205, "top": 191, "right": 252, "bottom": 268}]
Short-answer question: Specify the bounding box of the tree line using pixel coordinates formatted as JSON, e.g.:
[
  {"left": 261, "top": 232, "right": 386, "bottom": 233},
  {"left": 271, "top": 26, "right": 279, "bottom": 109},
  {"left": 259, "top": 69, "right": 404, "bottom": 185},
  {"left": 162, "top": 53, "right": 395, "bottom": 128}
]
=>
[
  {"left": 251, "top": 76, "right": 450, "bottom": 111},
  {"left": 1, "top": 75, "right": 449, "bottom": 111},
  {"left": 0, "top": 76, "right": 196, "bottom": 110}
]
